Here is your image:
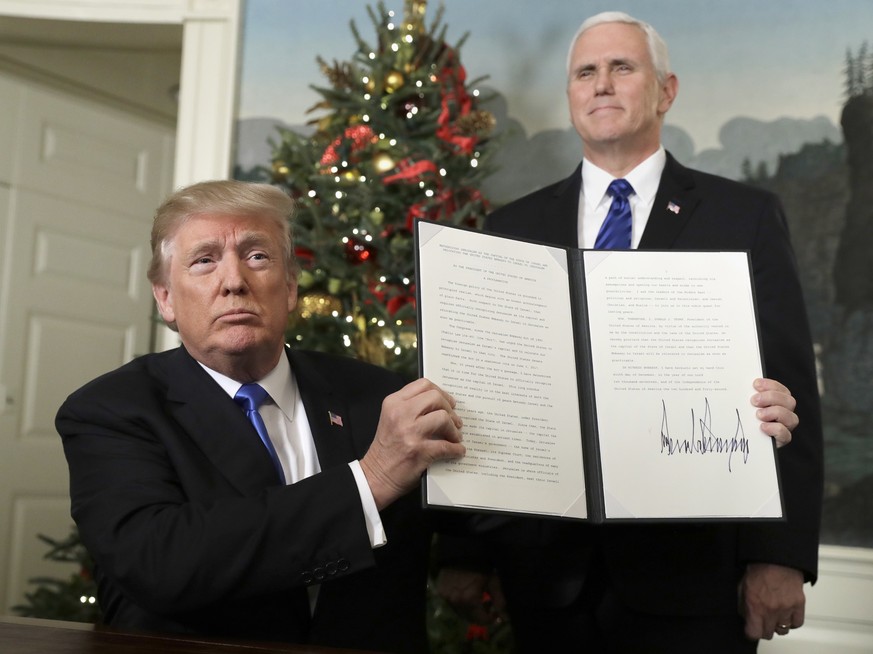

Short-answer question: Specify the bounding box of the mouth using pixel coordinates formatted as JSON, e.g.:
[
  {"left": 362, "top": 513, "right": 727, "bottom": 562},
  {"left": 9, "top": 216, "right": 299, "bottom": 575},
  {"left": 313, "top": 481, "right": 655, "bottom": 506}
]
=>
[
  {"left": 216, "top": 309, "right": 257, "bottom": 323},
  {"left": 589, "top": 105, "right": 621, "bottom": 115}
]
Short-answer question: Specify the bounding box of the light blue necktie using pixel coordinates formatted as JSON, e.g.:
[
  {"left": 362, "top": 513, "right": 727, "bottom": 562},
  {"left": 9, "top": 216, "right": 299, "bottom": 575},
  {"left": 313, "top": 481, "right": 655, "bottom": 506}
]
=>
[
  {"left": 594, "top": 178, "right": 634, "bottom": 249},
  {"left": 234, "top": 383, "right": 286, "bottom": 484}
]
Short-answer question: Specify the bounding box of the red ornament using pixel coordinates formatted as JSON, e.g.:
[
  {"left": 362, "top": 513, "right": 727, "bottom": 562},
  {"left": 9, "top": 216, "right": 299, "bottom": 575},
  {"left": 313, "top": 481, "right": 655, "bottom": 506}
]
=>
[
  {"left": 465, "top": 624, "right": 489, "bottom": 642},
  {"left": 320, "top": 125, "right": 377, "bottom": 167},
  {"left": 344, "top": 237, "right": 376, "bottom": 264},
  {"left": 386, "top": 287, "right": 416, "bottom": 315},
  {"left": 295, "top": 246, "right": 316, "bottom": 268}
]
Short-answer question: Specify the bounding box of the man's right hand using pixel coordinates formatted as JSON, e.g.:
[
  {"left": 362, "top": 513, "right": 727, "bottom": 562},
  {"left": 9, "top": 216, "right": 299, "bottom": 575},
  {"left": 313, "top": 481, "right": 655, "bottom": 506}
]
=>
[{"left": 360, "top": 378, "right": 465, "bottom": 509}]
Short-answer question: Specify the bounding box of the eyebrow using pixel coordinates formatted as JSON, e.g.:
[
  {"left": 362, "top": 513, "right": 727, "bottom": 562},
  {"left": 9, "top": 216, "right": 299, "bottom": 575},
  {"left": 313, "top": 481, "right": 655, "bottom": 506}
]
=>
[
  {"left": 180, "top": 231, "right": 275, "bottom": 261},
  {"left": 578, "top": 56, "right": 636, "bottom": 70}
]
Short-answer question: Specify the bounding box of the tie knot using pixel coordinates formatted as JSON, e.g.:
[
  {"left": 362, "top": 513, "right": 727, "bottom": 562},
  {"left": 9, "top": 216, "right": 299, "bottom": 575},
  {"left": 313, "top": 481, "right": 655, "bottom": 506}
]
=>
[
  {"left": 608, "top": 178, "right": 634, "bottom": 200},
  {"left": 234, "top": 383, "right": 269, "bottom": 412}
]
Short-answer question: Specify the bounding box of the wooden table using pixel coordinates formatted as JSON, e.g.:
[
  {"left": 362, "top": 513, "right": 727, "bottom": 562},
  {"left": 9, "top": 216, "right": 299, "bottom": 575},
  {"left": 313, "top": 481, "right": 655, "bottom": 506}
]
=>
[{"left": 0, "top": 616, "right": 379, "bottom": 654}]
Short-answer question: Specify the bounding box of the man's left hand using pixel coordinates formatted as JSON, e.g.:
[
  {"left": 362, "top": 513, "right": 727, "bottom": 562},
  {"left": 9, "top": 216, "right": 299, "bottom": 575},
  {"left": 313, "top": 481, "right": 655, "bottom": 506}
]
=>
[
  {"left": 751, "top": 378, "right": 799, "bottom": 448},
  {"left": 740, "top": 563, "right": 805, "bottom": 640}
]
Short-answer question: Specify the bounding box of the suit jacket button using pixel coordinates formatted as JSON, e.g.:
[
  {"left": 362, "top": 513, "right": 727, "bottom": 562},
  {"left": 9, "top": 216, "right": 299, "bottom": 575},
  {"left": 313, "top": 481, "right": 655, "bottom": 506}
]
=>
[
  {"left": 301, "top": 572, "right": 314, "bottom": 585},
  {"left": 337, "top": 558, "right": 350, "bottom": 572},
  {"left": 313, "top": 566, "right": 326, "bottom": 581},
  {"left": 326, "top": 561, "right": 338, "bottom": 576}
]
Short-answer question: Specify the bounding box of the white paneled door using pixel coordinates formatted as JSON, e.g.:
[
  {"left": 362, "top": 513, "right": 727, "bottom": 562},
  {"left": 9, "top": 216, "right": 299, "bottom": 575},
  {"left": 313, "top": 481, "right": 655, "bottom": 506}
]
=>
[{"left": 0, "top": 70, "right": 173, "bottom": 613}]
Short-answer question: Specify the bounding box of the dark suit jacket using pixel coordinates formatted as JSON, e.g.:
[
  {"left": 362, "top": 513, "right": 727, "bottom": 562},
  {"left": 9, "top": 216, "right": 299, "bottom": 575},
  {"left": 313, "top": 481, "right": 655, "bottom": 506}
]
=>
[
  {"left": 467, "top": 153, "right": 823, "bottom": 618},
  {"left": 57, "top": 346, "right": 431, "bottom": 653}
]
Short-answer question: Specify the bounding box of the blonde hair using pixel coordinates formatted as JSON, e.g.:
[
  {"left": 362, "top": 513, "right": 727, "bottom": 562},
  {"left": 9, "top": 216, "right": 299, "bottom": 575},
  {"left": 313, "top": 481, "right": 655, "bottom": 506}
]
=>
[{"left": 147, "top": 179, "right": 298, "bottom": 286}]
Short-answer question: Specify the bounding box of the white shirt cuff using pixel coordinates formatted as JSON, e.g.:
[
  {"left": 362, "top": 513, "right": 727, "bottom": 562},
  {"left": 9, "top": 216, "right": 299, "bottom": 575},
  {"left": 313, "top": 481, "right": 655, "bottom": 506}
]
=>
[{"left": 348, "top": 460, "right": 387, "bottom": 548}]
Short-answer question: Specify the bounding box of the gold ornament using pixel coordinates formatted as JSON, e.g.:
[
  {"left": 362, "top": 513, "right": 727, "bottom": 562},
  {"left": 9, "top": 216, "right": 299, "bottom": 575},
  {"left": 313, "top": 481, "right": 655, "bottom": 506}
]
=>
[
  {"left": 340, "top": 169, "right": 360, "bottom": 184},
  {"left": 354, "top": 330, "right": 388, "bottom": 367},
  {"left": 297, "top": 270, "right": 315, "bottom": 290},
  {"left": 398, "top": 331, "right": 418, "bottom": 349},
  {"left": 368, "top": 208, "right": 385, "bottom": 226},
  {"left": 372, "top": 152, "right": 396, "bottom": 174},
  {"left": 384, "top": 70, "right": 405, "bottom": 93},
  {"left": 327, "top": 277, "right": 343, "bottom": 295},
  {"left": 403, "top": 0, "right": 427, "bottom": 33},
  {"left": 456, "top": 110, "right": 497, "bottom": 137},
  {"left": 271, "top": 160, "right": 290, "bottom": 178},
  {"left": 295, "top": 292, "right": 342, "bottom": 320}
]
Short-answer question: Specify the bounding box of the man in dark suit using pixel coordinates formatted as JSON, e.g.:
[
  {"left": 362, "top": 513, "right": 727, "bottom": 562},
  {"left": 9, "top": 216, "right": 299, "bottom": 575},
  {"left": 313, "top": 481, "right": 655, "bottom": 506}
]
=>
[
  {"left": 56, "top": 179, "right": 466, "bottom": 653},
  {"left": 437, "top": 11, "right": 822, "bottom": 653}
]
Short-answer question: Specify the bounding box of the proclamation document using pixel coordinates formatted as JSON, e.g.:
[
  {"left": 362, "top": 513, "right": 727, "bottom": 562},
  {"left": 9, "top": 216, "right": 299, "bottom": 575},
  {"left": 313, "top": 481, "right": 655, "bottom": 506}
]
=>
[
  {"left": 417, "top": 220, "right": 588, "bottom": 519},
  {"left": 415, "top": 221, "right": 782, "bottom": 522},
  {"left": 583, "top": 250, "right": 781, "bottom": 520}
]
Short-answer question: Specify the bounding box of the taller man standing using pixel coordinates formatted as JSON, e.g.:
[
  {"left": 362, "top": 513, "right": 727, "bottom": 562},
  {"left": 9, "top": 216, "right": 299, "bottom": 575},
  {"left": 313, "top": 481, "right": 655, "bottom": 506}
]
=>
[{"left": 439, "top": 11, "right": 823, "bottom": 653}]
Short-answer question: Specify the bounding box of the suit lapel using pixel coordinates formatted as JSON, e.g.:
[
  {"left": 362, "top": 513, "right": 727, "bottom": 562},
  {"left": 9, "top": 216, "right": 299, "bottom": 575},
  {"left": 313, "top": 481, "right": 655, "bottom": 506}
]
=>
[
  {"left": 165, "top": 347, "right": 281, "bottom": 495},
  {"left": 638, "top": 152, "right": 700, "bottom": 250},
  {"left": 287, "top": 349, "right": 359, "bottom": 471}
]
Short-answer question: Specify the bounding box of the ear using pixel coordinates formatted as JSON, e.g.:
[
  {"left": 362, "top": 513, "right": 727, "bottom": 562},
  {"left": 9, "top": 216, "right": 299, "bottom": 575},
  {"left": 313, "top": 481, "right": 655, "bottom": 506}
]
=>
[
  {"left": 658, "top": 73, "right": 679, "bottom": 116},
  {"left": 287, "top": 276, "right": 298, "bottom": 314},
  {"left": 152, "top": 283, "right": 175, "bottom": 324}
]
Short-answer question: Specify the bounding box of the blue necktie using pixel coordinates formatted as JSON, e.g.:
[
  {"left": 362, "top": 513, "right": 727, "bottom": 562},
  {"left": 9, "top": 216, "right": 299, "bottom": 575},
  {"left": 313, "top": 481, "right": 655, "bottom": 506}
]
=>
[
  {"left": 234, "top": 383, "right": 286, "bottom": 484},
  {"left": 594, "top": 178, "right": 634, "bottom": 249}
]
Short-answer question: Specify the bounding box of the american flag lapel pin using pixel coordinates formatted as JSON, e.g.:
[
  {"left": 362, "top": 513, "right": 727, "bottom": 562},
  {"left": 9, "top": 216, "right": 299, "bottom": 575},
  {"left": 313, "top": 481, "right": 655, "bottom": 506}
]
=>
[
  {"left": 666, "top": 201, "right": 681, "bottom": 215},
  {"left": 328, "top": 411, "right": 344, "bottom": 427}
]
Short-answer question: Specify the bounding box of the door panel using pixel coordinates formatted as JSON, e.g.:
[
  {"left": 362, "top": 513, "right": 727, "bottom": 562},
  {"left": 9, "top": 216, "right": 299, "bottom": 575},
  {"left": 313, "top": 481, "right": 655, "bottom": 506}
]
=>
[{"left": 0, "top": 71, "right": 172, "bottom": 613}]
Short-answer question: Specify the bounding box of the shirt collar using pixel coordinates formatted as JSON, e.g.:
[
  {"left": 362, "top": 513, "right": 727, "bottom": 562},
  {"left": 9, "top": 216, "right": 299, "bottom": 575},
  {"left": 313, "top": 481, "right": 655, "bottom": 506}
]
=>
[
  {"left": 199, "top": 350, "right": 298, "bottom": 423},
  {"left": 581, "top": 146, "right": 666, "bottom": 209}
]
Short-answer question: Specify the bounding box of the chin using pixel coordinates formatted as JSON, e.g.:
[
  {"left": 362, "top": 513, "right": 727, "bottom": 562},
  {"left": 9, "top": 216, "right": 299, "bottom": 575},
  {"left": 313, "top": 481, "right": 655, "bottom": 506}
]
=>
[{"left": 214, "top": 329, "right": 269, "bottom": 355}]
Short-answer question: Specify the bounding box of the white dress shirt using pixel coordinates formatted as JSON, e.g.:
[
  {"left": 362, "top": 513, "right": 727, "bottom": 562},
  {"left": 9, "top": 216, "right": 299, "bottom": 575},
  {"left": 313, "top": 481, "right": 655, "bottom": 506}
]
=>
[
  {"left": 200, "top": 353, "right": 386, "bottom": 549},
  {"left": 577, "top": 147, "right": 667, "bottom": 249}
]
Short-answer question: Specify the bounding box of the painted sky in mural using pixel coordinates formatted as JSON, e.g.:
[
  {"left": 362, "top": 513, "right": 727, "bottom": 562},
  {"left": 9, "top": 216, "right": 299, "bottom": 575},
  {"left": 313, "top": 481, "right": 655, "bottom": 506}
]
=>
[{"left": 238, "top": 0, "right": 873, "bottom": 171}]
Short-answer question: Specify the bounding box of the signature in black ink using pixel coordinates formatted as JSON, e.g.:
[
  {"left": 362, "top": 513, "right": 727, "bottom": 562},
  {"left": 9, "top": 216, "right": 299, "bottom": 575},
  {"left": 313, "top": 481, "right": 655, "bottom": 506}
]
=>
[{"left": 659, "top": 398, "right": 750, "bottom": 472}]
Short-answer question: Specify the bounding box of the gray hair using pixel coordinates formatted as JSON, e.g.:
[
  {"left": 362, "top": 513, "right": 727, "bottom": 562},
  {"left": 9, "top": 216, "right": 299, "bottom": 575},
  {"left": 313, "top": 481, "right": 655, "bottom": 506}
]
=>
[
  {"left": 566, "top": 11, "right": 671, "bottom": 84},
  {"left": 147, "top": 179, "right": 298, "bottom": 287}
]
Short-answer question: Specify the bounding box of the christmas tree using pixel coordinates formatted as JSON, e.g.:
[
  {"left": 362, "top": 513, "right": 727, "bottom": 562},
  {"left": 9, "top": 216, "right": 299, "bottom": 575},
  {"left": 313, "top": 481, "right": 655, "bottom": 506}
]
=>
[
  {"left": 12, "top": 528, "right": 100, "bottom": 623},
  {"left": 270, "top": 0, "right": 496, "bottom": 380}
]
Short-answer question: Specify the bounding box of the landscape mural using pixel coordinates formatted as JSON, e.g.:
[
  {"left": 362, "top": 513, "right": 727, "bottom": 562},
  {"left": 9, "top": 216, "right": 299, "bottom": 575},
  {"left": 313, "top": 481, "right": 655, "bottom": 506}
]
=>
[{"left": 233, "top": 0, "right": 873, "bottom": 547}]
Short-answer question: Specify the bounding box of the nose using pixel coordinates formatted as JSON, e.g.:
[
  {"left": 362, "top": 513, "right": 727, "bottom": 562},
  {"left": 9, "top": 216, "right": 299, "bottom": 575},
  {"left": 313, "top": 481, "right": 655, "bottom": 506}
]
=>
[
  {"left": 220, "top": 257, "right": 249, "bottom": 295},
  {"left": 593, "top": 67, "right": 613, "bottom": 95}
]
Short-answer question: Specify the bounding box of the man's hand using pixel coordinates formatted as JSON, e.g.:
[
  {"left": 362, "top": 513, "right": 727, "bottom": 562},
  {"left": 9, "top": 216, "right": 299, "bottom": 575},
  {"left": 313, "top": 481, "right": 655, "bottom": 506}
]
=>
[
  {"left": 751, "top": 378, "right": 798, "bottom": 448},
  {"left": 740, "top": 563, "right": 805, "bottom": 640},
  {"left": 360, "top": 378, "right": 465, "bottom": 510},
  {"left": 436, "top": 568, "right": 507, "bottom": 625}
]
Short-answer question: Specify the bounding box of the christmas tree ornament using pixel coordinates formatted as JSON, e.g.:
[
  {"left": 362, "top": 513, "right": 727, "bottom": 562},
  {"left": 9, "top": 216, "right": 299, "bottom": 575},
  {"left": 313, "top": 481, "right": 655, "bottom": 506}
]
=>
[
  {"left": 296, "top": 292, "right": 343, "bottom": 319},
  {"left": 297, "top": 270, "right": 315, "bottom": 290},
  {"left": 271, "top": 160, "right": 290, "bottom": 180},
  {"left": 457, "top": 109, "right": 497, "bottom": 137},
  {"left": 344, "top": 237, "right": 376, "bottom": 264},
  {"left": 384, "top": 70, "right": 405, "bottom": 93},
  {"left": 403, "top": 0, "right": 427, "bottom": 33},
  {"left": 340, "top": 169, "right": 360, "bottom": 184},
  {"left": 368, "top": 208, "right": 385, "bottom": 226},
  {"left": 327, "top": 277, "right": 343, "bottom": 295},
  {"left": 372, "top": 152, "right": 396, "bottom": 173},
  {"left": 397, "top": 331, "right": 418, "bottom": 348},
  {"left": 317, "top": 55, "right": 354, "bottom": 88}
]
